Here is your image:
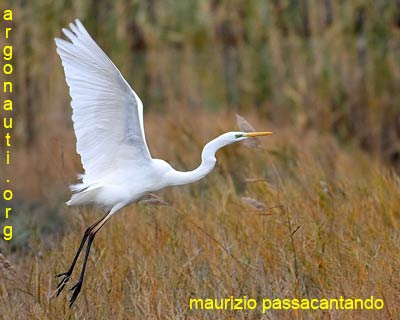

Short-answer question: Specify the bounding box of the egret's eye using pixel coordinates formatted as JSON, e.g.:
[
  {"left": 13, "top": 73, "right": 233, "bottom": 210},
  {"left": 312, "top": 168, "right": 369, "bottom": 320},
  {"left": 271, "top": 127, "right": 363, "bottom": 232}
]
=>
[{"left": 235, "top": 134, "right": 244, "bottom": 139}]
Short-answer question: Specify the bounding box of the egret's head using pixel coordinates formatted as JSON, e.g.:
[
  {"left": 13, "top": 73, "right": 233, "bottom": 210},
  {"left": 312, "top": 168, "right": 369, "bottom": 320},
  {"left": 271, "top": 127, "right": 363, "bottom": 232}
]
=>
[
  {"left": 202, "top": 131, "right": 273, "bottom": 162},
  {"left": 216, "top": 131, "right": 273, "bottom": 146},
  {"left": 234, "top": 131, "right": 273, "bottom": 141}
]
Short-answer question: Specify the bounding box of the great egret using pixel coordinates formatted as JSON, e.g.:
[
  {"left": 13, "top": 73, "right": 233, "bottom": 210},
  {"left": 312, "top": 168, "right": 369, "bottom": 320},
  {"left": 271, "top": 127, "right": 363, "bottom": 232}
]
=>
[{"left": 54, "top": 19, "right": 272, "bottom": 307}]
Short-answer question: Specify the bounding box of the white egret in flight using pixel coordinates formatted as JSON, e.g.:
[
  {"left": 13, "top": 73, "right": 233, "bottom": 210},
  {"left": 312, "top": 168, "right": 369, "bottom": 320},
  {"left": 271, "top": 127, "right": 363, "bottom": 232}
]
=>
[{"left": 54, "top": 19, "right": 272, "bottom": 307}]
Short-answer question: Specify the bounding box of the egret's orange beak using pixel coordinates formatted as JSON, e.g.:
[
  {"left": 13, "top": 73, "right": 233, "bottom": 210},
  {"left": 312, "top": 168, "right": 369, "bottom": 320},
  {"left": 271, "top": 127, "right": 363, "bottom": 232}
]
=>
[{"left": 244, "top": 131, "right": 273, "bottom": 137}]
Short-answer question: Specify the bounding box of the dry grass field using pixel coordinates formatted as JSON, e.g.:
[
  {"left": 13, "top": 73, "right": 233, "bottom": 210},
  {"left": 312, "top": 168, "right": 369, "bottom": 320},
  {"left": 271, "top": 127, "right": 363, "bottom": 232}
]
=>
[
  {"left": 1, "top": 0, "right": 400, "bottom": 319},
  {"left": 1, "top": 110, "right": 400, "bottom": 319}
]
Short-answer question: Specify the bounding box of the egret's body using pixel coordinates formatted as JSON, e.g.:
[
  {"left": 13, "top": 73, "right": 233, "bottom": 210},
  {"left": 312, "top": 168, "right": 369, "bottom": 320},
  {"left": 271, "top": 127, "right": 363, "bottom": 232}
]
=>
[
  {"left": 68, "top": 159, "right": 172, "bottom": 210},
  {"left": 54, "top": 19, "right": 271, "bottom": 307},
  {"left": 68, "top": 137, "right": 225, "bottom": 210}
]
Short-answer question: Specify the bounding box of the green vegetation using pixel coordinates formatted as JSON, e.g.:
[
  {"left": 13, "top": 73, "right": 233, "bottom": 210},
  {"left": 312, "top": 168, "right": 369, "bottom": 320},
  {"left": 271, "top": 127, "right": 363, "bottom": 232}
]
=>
[{"left": 0, "top": 1, "right": 399, "bottom": 318}]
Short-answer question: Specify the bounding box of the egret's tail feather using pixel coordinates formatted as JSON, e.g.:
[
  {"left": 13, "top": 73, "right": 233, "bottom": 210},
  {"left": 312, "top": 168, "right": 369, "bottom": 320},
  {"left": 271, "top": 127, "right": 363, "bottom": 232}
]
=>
[
  {"left": 70, "top": 183, "right": 89, "bottom": 193},
  {"left": 66, "top": 183, "right": 102, "bottom": 206}
]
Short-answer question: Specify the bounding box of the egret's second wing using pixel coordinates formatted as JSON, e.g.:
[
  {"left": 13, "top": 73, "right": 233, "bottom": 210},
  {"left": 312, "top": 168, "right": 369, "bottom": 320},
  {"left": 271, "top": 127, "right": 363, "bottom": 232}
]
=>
[{"left": 55, "top": 19, "right": 151, "bottom": 184}]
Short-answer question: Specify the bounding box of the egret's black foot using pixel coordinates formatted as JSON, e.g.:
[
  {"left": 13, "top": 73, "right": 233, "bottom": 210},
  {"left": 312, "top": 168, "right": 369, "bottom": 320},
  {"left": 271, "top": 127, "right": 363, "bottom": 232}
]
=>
[
  {"left": 55, "top": 271, "right": 71, "bottom": 296},
  {"left": 69, "top": 280, "right": 83, "bottom": 307}
]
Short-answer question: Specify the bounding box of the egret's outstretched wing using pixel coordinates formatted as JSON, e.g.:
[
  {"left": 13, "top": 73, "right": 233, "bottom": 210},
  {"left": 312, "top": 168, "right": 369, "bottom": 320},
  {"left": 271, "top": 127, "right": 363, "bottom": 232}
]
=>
[{"left": 55, "top": 19, "right": 151, "bottom": 183}]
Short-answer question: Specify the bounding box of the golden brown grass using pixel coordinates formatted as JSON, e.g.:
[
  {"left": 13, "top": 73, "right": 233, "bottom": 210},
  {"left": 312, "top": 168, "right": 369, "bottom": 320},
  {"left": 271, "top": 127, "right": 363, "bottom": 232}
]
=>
[{"left": 1, "top": 109, "right": 399, "bottom": 319}]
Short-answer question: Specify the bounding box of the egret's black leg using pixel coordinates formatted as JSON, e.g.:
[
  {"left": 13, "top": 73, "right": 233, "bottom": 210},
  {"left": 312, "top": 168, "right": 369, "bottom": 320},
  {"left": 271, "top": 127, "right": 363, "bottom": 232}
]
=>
[
  {"left": 55, "top": 212, "right": 109, "bottom": 296},
  {"left": 69, "top": 213, "right": 112, "bottom": 307}
]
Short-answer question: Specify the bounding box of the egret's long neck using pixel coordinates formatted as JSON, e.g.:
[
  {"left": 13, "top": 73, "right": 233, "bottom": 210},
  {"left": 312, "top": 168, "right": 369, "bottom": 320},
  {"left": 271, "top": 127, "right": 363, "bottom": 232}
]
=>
[{"left": 165, "top": 137, "right": 224, "bottom": 186}]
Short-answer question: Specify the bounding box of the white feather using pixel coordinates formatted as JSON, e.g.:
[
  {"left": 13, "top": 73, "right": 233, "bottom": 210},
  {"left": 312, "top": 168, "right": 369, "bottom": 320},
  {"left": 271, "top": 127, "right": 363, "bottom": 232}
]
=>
[{"left": 55, "top": 19, "right": 151, "bottom": 188}]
